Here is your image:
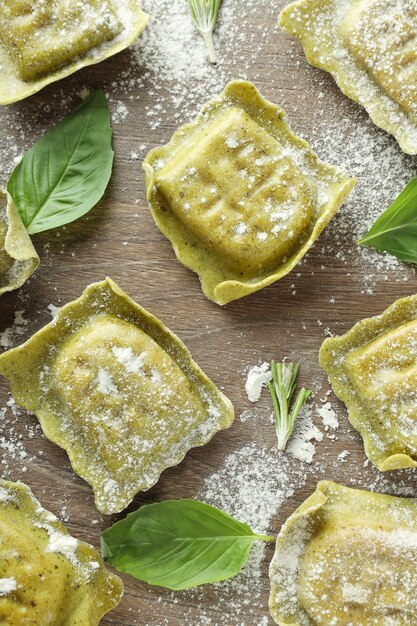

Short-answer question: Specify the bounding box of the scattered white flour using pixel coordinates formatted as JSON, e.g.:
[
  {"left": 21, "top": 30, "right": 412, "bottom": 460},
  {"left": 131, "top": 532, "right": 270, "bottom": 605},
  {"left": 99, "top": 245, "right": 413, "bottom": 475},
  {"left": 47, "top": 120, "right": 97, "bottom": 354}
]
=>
[
  {"left": 342, "top": 583, "right": 370, "bottom": 605},
  {"left": 338, "top": 450, "right": 351, "bottom": 462},
  {"left": 112, "top": 346, "right": 147, "bottom": 373},
  {"left": 239, "top": 408, "right": 261, "bottom": 423},
  {"left": 96, "top": 368, "right": 118, "bottom": 395},
  {"left": 0, "top": 399, "right": 36, "bottom": 473},
  {"left": 234, "top": 222, "right": 248, "bottom": 236},
  {"left": 226, "top": 134, "right": 240, "bottom": 149},
  {"left": 202, "top": 443, "right": 305, "bottom": 533},
  {"left": 245, "top": 363, "right": 272, "bottom": 403},
  {"left": 0, "top": 486, "right": 11, "bottom": 503},
  {"left": 309, "top": 109, "right": 417, "bottom": 289},
  {"left": 111, "top": 100, "right": 129, "bottom": 123},
  {"left": 0, "top": 578, "right": 17, "bottom": 595},
  {"left": 287, "top": 407, "right": 324, "bottom": 464},
  {"left": 0, "top": 310, "right": 28, "bottom": 349},
  {"left": 60, "top": 506, "right": 70, "bottom": 523},
  {"left": 46, "top": 529, "right": 78, "bottom": 565},
  {"left": 47, "top": 303, "right": 61, "bottom": 319},
  {"left": 102, "top": 478, "right": 119, "bottom": 497},
  {"left": 317, "top": 401, "right": 339, "bottom": 431}
]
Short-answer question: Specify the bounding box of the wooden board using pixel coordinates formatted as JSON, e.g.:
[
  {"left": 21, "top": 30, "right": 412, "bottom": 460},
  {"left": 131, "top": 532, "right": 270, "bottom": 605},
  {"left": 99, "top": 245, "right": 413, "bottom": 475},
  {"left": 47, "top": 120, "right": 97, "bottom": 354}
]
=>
[{"left": 1, "top": 1, "right": 417, "bottom": 625}]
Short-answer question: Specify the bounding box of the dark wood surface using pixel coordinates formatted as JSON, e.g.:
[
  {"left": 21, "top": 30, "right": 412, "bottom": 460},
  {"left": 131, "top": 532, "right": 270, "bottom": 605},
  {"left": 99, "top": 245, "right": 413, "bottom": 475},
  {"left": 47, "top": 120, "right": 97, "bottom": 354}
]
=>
[{"left": 1, "top": 1, "right": 417, "bottom": 624}]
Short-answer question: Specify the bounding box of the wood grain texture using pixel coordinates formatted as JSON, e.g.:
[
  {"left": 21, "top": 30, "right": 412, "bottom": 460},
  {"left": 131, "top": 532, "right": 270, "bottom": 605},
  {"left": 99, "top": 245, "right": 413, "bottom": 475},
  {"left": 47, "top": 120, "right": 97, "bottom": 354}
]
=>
[{"left": 0, "top": 1, "right": 417, "bottom": 624}]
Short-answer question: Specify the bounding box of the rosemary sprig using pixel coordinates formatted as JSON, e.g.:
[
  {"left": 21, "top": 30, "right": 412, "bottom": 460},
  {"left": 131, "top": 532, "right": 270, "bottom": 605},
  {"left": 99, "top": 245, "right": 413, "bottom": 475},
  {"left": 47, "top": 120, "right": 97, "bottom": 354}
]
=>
[
  {"left": 189, "top": 0, "right": 223, "bottom": 64},
  {"left": 268, "top": 360, "right": 311, "bottom": 452}
]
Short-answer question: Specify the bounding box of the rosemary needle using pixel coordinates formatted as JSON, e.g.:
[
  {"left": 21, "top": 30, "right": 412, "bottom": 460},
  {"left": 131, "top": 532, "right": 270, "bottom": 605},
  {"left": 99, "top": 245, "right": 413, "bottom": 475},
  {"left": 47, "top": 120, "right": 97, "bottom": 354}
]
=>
[
  {"left": 268, "top": 360, "right": 311, "bottom": 452},
  {"left": 189, "top": 0, "right": 223, "bottom": 64}
]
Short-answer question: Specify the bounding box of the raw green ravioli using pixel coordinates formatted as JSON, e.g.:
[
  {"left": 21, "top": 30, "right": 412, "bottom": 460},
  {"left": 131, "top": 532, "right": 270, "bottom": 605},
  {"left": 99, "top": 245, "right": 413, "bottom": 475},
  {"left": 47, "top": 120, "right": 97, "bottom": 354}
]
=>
[
  {"left": 0, "top": 478, "right": 123, "bottom": 625},
  {"left": 0, "top": 279, "right": 234, "bottom": 514},
  {"left": 0, "top": 0, "right": 149, "bottom": 104},
  {"left": 320, "top": 294, "right": 417, "bottom": 470},
  {"left": 0, "top": 0, "right": 120, "bottom": 81},
  {"left": 269, "top": 481, "right": 417, "bottom": 625},
  {"left": 0, "top": 189, "right": 39, "bottom": 297},
  {"left": 143, "top": 80, "right": 355, "bottom": 305},
  {"left": 279, "top": 0, "right": 417, "bottom": 154}
]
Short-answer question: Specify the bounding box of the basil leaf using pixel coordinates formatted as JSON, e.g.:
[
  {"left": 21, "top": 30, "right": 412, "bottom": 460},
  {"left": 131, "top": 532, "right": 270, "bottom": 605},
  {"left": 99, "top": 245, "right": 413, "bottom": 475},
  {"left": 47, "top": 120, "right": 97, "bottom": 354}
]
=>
[
  {"left": 358, "top": 178, "right": 417, "bottom": 264},
  {"left": 101, "top": 499, "right": 274, "bottom": 590},
  {"left": 7, "top": 89, "right": 113, "bottom": 235}
]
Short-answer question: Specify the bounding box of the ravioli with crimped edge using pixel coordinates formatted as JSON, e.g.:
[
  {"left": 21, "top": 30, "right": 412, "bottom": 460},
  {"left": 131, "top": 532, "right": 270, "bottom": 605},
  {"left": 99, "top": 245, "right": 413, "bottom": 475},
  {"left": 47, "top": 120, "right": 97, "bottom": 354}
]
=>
[
  {"left": 269, "top": 480, "right": 417, "bottom": 626},
  {"left": 0, "top": 478, "right": 123, "bottom": 625},
  {"left": 143, "top": 80, "right": 355, "bottom": 305},
  {"left": 0, "top": 278, "right": 234, "bottom": 514},
  {"left": 320, "top": 293, "right": 417, "bottom": 471},
  {"left": 0, "top": 0, "right": 148, "bottom": 104},
  {"left": 279, "top": 0, "right": 417, "bottom": 154}
]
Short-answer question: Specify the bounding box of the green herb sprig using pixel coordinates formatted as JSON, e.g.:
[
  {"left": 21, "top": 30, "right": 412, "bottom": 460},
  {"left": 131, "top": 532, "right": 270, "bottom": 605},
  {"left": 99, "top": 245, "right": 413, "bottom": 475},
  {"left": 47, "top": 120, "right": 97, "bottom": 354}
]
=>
[
  {"left": 358, "top": 177, "right": 417, "bottom": 264},
  {"left": 101, "top": 499, "right": 275, "bottom": 590},
  {"left": 8, "top": 89, "right": 113, "bottom": 234},
  {"left": 189, "top": 0, "right": 223, "bottom": 64},
  {"left": 268, "top": 360, "right": 311, "bottom": 451}
]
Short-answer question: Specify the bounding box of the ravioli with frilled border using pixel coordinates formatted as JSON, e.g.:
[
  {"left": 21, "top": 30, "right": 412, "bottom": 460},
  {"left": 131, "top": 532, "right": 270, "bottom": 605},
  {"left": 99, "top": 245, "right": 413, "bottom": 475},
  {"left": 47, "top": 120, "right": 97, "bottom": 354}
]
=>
[
  {"left": 279, "top": 0, "right": 417, "bottom": 154},
  {"left": 0, "top": 0, "right": 148, "bottom": 104},
  {"left": 0, "top": 478, "right": 122, "bottom": 625},
  {"left": 0, "top": 189, "right": 39, "bottom": 296},
  {"left": 320, "top": 294, "right": 417, "bottom": 471},
  {"left": 269, "top": 480, "right": 417, "bottom": 626},
  {"left": 143, "top": 80, "right": 355, "bottom": 305},
  {"left": 0, "top": 278, "right": 234, "bottom": 514}
]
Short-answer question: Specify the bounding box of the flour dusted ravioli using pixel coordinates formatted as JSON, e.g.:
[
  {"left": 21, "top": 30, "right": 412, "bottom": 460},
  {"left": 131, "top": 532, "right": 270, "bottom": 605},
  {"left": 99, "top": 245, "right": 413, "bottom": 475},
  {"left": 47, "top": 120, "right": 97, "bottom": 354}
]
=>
[
  {"left": 342, "top": 1, "right": 417, "bottom": 120},
  {"left": 1, "top": 0, "right": 120, "bottom": 81},
  {"left": 269, "top": 481, "right": 417, "bottom": 626},
  {"left": 0, "top": 0, "right": 148, "bottom": 104},
  {"left": 320, "top": 294, "right": 417, "bottom": 470},
  {"left": 0, "top": 278, "right": 234, "bottom": 514},
  {"left": 143, "top": 81, "right": 355, "bottom": 305},
  {"left": 0, "top": 478, "right": 122, "bottom": 625},
  {"left": 279, "top": 0, "right": 417, "bottom": 155},
  {"left": 0, "top": 189, "right": 39, "bottom": 297}
]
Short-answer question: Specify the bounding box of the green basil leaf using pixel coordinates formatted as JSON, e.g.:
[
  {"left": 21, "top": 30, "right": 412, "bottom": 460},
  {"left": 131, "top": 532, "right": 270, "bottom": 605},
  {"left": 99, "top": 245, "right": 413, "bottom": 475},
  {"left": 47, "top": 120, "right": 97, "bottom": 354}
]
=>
[
  {"left": 358, "top": 177, "right": 417, "bottom": 264},
  {"left": 100, "top": 499, "right": 274, "bottom": 590},
  {"left": 7, "top": 89, "right": 113, "bottom": 235}
]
